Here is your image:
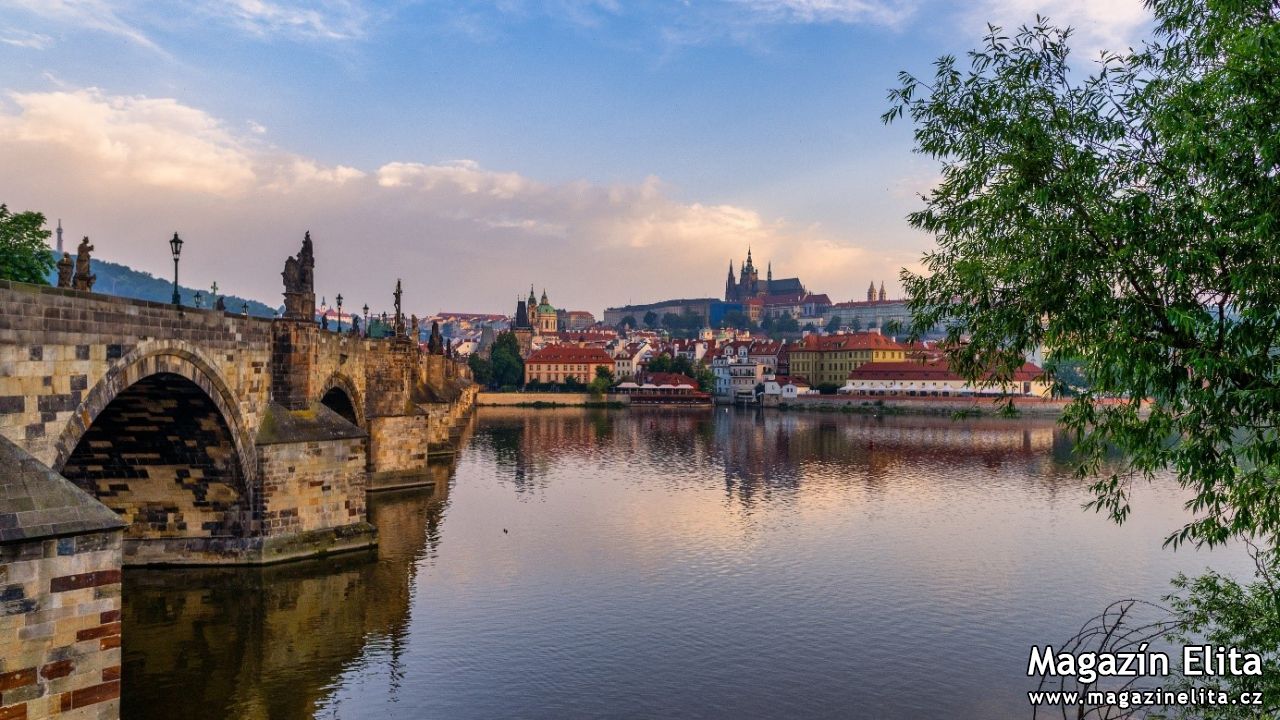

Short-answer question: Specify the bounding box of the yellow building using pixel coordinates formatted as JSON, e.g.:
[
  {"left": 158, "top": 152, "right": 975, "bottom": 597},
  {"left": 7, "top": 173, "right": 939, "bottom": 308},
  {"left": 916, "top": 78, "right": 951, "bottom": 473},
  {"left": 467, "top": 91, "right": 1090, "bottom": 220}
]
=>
[{"left": 786, "top": 332, "right": 906, "bottom": 387}]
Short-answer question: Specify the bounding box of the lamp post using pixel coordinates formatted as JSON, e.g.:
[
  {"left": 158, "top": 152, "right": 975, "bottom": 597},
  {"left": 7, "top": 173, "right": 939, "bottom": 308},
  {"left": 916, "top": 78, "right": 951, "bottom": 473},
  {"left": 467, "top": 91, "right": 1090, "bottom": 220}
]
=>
[
  {"left": 336, "top": 294, "right": 344, "bottom": 332},
  {"left": 362, "top": 304, "right": 369, "bottom": 337},
  {"left": 169, "top": 232, "right": 184, "bottom": 306},
  {"left": 194, "top": 291, "right": 203, "bottom": 309}
]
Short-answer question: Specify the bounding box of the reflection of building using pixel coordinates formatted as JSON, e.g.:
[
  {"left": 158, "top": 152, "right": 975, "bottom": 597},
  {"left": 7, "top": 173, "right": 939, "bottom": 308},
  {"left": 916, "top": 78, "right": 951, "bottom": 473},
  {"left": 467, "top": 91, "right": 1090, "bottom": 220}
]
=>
[{"left": 787, "top": 332, "right": 907, "bottom": 387}]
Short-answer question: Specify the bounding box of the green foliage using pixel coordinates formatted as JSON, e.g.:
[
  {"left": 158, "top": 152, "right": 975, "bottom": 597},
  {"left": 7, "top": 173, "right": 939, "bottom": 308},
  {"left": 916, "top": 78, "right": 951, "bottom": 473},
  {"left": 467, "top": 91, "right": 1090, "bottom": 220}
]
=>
[
  {"left": 802, "top": 322, "right": 817, "bottom": 333},
  {"left": 692, "top": 362, "right": 716, "bottom": 393},
  {"left": 1164, "top": 553, "right": 1280, "bottom": 718},
  {"left": 0, "top": 205, "right": 53, "bottom": 284},
  {"left": 617, "top": 315, "right": 637, "bottom": 329},
  {"left": 816, "top": 383, "right": 841, "bottom": 395},
  {"left": 850, "top": 316, "right": 862, "bottom": 331},
  {"left": 825, "top": 315, "right": 842, "bottom": 332},
  {"left": 468, "top": 353, "right": 494, "bottom": 387},
  {"left": 643, "top": 311, "right": 659, "bottom": 328},
  {"left": 589, "top": 366, "right": 614, "bottom": 397},
  {"left": 772, "top": 314, "right": 799, "bottom": 334},
  {"left": 887, "top": 0, "right": 1280, "bottom": 550},
  {"left": 491, "top": 331, "right": 525, "bottom": 388},
  {"left": 720, "top": 309, "right": 755, "bottom": 330}
]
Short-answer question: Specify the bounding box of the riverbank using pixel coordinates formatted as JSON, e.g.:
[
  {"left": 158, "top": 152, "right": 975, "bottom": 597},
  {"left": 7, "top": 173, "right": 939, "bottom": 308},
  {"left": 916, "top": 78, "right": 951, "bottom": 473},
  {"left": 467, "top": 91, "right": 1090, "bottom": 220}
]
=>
[
  {"left": 777, "top": 395, "right": 1072, "bottom": 416},
  {"left": 476, "top": 391, "right": 629, "bottom": 408}
]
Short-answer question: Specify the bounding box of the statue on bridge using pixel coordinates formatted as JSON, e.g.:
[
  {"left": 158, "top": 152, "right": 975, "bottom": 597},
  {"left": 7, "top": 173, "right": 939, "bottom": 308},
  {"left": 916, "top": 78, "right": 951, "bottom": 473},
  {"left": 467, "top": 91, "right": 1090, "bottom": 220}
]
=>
[
  {"left": 55, "top": 253, "right": 73, "bottom": 288},
  {"left": 73, "top": 237, "right": 95, "bottom": 292},
  {"left": 392, "top": 280, "right": 405, "bottom": 338},
  {"left": 428, "top": 320, "right": 444, "bottom": 355},
  {"left": 281, "top": 232, "right": 317, "bottom": 320}
]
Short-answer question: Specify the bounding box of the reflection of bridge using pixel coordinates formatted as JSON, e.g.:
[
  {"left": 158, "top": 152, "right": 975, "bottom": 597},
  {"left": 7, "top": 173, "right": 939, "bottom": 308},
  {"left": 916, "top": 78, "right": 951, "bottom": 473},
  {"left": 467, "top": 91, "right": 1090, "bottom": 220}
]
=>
[{"left": 0, "top": 234, "right": 475, "bottom": 565}]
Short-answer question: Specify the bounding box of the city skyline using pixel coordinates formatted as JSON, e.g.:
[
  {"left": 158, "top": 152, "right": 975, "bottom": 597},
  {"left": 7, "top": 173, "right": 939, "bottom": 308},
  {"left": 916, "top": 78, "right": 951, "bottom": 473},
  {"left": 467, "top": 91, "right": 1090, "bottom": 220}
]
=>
[{"left": 0, "top": 0, "right": 1150, "bottom": 314}]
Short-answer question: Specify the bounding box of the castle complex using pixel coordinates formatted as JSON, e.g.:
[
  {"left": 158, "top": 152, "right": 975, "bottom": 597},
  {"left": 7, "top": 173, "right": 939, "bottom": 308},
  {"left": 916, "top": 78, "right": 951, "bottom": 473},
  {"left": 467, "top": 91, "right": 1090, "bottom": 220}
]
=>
[{"left": 724, "top": 248, "right": 806, "bottom": 303}]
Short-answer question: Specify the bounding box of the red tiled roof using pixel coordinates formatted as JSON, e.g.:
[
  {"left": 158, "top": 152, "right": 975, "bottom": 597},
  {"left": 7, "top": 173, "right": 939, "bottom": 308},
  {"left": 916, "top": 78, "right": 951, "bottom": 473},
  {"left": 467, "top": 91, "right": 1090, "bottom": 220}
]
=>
[
  {"left": 792, "top": 332, "right": 905, "bottom": 352},
  {"left": 643, "top": 372, "right": 699, "bottom": 387},
  {"left": 847, "top": 359, "right": 1043, "bottom": 382},
  {"left": 526, "top": 346, "right": 615, "bottom": 364}
]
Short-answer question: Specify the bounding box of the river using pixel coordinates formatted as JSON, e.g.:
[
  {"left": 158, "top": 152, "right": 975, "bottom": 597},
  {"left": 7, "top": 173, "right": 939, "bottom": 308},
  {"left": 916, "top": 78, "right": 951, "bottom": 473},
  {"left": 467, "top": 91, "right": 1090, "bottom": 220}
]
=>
[{"left": 121, "top": 407, "right": 1255, "bottom": 719}]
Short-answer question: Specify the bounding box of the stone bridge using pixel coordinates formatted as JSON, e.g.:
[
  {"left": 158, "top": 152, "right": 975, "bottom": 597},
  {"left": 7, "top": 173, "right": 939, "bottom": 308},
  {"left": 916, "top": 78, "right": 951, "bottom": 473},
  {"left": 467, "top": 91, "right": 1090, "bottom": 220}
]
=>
[{"left": 0, "top": 238, "right": 475, "bottom": 566}]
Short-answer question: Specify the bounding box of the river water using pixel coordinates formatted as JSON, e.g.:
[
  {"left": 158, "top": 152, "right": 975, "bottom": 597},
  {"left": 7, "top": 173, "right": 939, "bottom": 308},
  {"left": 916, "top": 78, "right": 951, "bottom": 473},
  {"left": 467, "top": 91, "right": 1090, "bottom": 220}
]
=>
[{"left": 121, "top": 407, "right": 1255, "bottom": 719}]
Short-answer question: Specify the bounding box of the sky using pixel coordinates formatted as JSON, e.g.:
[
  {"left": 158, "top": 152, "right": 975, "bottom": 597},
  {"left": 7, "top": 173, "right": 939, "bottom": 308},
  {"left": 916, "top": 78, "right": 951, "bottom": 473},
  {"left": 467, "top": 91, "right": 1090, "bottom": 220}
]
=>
[{"left": 0, "top": 0, "right": 1151, "bottom": 317}]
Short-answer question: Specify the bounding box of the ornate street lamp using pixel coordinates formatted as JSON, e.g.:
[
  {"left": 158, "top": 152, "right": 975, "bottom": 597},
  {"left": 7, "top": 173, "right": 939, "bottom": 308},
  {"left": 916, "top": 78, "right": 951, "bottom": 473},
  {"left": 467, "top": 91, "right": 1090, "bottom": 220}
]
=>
[
  {"left": 336, "top": 293, "right": 344, "bottom": 332},
  {"left": 169, "top": 232, "right": 184, "bottom": 306},
  {"left": 194, "top": 291, "right": 203, "bottom": 309},
  {"left": 363, "top": 304, "right": 370, "bottom": 336}
]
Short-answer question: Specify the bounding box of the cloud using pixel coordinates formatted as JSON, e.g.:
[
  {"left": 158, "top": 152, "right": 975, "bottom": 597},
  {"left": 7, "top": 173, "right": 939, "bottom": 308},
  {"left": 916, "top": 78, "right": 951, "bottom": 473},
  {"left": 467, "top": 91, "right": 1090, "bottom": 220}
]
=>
[
  {"left": 0, "top": 0, "right": 374, "bottom": 53},
  {"left": 968, "top": 0, "right": 1151, "bottom": 56},
  {"left": 217, "top": 0, "right": 370, "bottom": 40},
  {"left": 0, "top": 89, "right": 257, "bottom": 196},
  {"left": 736, "top": 0, "right": 916, "bottom": 27},
  {"left": 0, "top": 29, "right": 53, "bottom": 49},
  {"left": 0, "top": 0, "right": 160, "bottom": 51},
  {"left": 0, "top": 87, "right": 906, "bottom": 314}
]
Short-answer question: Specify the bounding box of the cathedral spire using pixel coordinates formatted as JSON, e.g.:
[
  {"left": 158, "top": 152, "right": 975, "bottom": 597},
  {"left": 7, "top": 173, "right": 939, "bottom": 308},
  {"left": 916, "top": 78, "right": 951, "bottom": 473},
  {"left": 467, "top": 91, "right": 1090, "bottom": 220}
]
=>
[
  {"left": 867, "top": 281, "right": 876, "bottom": 302},
  {"left": 727, "top": 260, "right": 735, "bottom": 282},
  {"left": 878, "top": 282, "right": 887, "bottom": 302}
]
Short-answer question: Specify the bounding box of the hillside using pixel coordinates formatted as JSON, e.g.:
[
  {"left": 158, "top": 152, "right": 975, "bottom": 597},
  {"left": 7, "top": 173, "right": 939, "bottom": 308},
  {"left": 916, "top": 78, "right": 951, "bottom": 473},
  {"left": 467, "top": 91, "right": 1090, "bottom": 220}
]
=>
[{"left": 45, "top": 253, "right": 278, "bottom": 317}]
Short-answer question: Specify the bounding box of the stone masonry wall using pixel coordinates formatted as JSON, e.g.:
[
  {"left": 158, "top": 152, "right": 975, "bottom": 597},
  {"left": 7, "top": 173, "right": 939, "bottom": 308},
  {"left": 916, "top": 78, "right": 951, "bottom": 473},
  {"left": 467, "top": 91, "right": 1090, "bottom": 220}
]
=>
[
  {"left": 367, "top": 415, "right": 428, "bottom": 478},
  {"left": 258, "top": 438, "right": 367, "bottom": 537},
  {"left": 0, "top": 281, "right": 273, "bottom": 472},
  {"left": 0, "top": 530, "right": 123, "bottom": 720}
]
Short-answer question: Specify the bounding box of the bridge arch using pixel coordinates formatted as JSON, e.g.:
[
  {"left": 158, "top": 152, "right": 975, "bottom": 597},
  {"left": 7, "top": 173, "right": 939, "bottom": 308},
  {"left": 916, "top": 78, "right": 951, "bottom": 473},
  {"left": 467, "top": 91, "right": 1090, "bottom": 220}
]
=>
[
  {"left": 52, "top": 340, "right": 258, "bottom": 538},
  {"left": 319, "top": 372, "right": 364, "bottom": 428}
]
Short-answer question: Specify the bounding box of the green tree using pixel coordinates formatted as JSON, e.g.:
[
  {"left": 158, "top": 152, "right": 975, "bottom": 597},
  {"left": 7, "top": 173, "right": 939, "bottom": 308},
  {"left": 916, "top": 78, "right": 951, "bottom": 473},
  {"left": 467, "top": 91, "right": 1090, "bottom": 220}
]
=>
[
  {"left": 643, "top": 311, "right": 658, "bottom": 329},
  {"left": 490, "top": 331, "right": 524, "bottom": 389},
  {"left": 0, "top": 205, "right": 54, "bottom": 284},
  {"left": 774, "top": 314, "right": 799, "bottom": 334},
  {"left": 467, "top": 353, "right": 493, "bottom": 387},
  {"left": 692, "top": 362, "right": 716, "bottom": 393},
  {"left": 646, "top": 354, "right": 672, "bottom": 374},
  {"left": 888, "top": 2, "right": 1280, "bottom": 711},
  {"left": 825, "top": 316, "right": 842, "bottom": 333},
  {"left": 589, "top": 365, "right": 615, "bottom": 397},
  {"left": 618, "top": 315, "right": 637, "bottom": 329},
  {"left": 850, "top": 316, "right": 862, "bottom": 332}
]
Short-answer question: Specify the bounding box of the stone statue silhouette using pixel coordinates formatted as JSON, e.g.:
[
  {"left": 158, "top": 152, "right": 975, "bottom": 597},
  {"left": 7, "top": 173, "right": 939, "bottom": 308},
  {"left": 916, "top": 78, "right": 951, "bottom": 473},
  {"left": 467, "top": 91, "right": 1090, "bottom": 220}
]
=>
[
  {"left": 281, "top": 232, "right": 317, "bottom": 319},
  {"left": 56, "top": 253, "right": 73, "bottom": 288},
  {"left": 73, "top": 237, "right": 95, "bottom": 291}
]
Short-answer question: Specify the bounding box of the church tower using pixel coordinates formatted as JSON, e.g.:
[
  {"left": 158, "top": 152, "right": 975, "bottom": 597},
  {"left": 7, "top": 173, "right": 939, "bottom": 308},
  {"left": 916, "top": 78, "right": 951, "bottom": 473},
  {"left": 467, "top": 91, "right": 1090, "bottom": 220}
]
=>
[
  {"left": 867, "top": 281, "right": 876, "bottom": 302},
  {"left": 766, "top": 262, "right": 773, "bottom": 296},
  {"left": 725, "top": 261, "right": 736, "bottom": 302},
  {"left": 56, "top": 219, "right": 63, "bottom": 255},
  {"left": 878, "top": 282, "right": 887, "bottom": 302}
]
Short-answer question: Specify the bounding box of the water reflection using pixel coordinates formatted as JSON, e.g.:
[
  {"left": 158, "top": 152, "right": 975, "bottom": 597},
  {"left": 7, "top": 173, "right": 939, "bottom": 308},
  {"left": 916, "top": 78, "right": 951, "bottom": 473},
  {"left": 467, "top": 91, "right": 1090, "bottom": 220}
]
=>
[
  {"left": 122, "top": 469, "right": 449, "bottom": 720},
  {"left": 123, "top": 409, "right": 1251, "bottom": 720}
]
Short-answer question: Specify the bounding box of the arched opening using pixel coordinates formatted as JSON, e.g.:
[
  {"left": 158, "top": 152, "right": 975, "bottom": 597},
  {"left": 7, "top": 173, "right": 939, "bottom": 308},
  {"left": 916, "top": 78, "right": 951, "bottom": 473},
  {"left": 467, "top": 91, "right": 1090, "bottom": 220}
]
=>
[
  {"left": 321, "top": 386, "right": 359, "bottom": 426},
  {"left": 61, "top": 372, "right": 248, "bottom": 540}
]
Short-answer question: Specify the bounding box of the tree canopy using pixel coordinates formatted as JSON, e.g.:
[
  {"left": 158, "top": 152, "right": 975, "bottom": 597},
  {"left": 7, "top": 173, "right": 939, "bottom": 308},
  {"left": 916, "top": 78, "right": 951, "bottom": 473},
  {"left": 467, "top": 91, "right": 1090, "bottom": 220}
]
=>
[
  {"left": 0, "top": 205, "right": 53, "bottom": 285},
  {"left": 887, "top": 0, "right": 1280, "bottom": 551},
  {"left": 490, "top": 332, "right": 525, "bottom": 388}
]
